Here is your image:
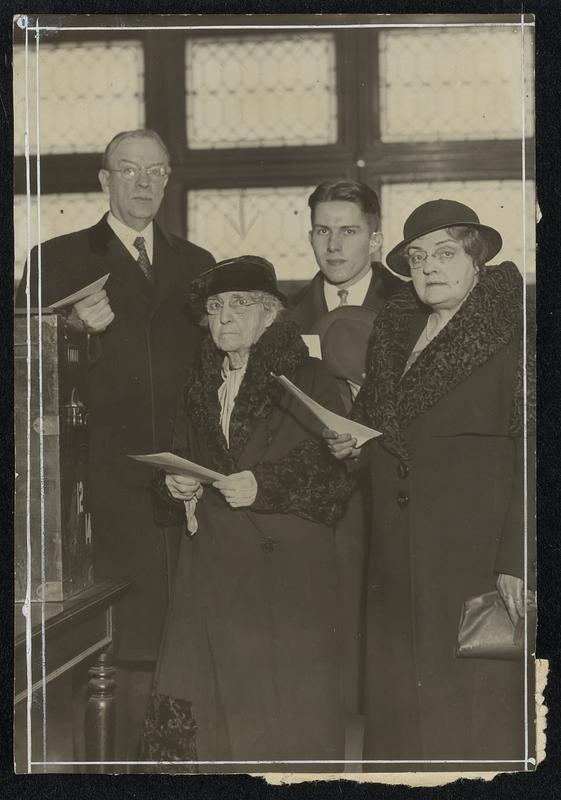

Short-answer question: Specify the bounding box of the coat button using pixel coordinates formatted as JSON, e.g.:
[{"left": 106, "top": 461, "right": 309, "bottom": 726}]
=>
[
  {"left": 397, "top": 462, "right": 409, "bottom": 479},
  {"left": 261, "top": 537, "right": 276, "bottom": 553},
  {"left": 397, "top": 491, "right": 409, "bottom": 508}
]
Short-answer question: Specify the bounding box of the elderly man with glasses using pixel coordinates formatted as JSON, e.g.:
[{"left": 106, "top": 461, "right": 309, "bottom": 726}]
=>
[{"left": 15, "top": 129, "right": 215, "bottom": 762}]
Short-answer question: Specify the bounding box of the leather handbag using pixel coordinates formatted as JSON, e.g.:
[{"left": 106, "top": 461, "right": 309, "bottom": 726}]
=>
[{"left": 456, "top": 590, "right": 531, "bottom": 660}]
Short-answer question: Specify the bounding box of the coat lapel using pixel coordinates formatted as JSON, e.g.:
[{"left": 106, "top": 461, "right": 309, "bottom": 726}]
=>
[
  {"left": 184, "top": 321, "right": 309, "bottom": 473},
  {"left": 151, "top": 225, "right": 184, "bottom": 312},
  {"left": 88, "top": 215, "right": 153, "bottom": 305},
  {"left": 397, "top": 265, "right": 523, "bottom": 430},
  {"left": 353, "top": 263, "right": 524, "bottom": 462}
]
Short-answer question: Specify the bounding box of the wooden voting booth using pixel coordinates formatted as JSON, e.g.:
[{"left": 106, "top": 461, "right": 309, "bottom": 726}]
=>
[{"left": 14, "top": 311, "right": 128, "bottom": 773}]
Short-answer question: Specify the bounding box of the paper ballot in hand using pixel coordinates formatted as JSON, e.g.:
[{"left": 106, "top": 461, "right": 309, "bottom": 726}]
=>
[
  {"left": 273, "top": 374, "right": 382, "bottom": 448},
  {"left": 128, "top": 452, "right": 225, "bottom": 483},
  {"left": 48, "top": 274, "right": 110, "bottom": 310}
]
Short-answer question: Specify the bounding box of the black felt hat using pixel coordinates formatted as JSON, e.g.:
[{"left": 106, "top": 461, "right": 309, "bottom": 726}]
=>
[
  {"left": 189, "top": 255, "right": 288, "bottom": 306},
  {"left": 310, "top": 305, "right": 378, "bottom": 386},
  {"left": 386, "top": 199, "right": 503, "bottom": 276}
]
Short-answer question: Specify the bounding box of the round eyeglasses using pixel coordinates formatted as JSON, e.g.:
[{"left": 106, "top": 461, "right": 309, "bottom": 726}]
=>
[
  {"left": 406, "top": 247, "right": 459, "bottom": 270},
  {"left": 106, "top": 165, "right": 170, "bottom": 182},
  {"left": 205, "top": 295, "right": 262, "bottom": 315}
]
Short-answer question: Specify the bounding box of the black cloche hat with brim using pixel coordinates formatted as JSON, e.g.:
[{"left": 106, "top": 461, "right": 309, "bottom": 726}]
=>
[
  {"left": 386, "top": 199, "right": 503, "bottom": 276},
  {"left": 188, "top": 255, "right": 288, "bottom": 307}
]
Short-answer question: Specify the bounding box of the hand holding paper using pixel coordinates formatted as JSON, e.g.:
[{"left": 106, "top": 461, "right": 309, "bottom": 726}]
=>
[
  {"left": 48, "top": 274, "right": 110, "bottom": 309},
  {"left": 166, "top": 473, "right": 203, "bottom": 501},
  {"left": 69, "top": 289, "right": 115, "bottom": 334},
  {"left": 129, "top": 452, "right": 226, "bottom": 483},
  {"left": 273, "top": 374, "right": 381, "bottom": 448}
]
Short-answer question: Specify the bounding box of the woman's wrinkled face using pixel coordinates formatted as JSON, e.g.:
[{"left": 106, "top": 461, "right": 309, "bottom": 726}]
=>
[
  {"left": 207, "top": 291, "right": 275, "bottom": 356},
  {"left": 407, "top": 229, "right": 478, "bottom": 311}
]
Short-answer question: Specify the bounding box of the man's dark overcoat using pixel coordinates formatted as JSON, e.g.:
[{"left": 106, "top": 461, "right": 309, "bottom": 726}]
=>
[
  {"left": 143, "top": 322, "right": 354, "bottom": 768},
  {"left": 288, "top": 261, "right": 401, "bottom": 334},
  {"left": 288, "top": 260, "right": 401, "bottom": 714},
  {"left": 15, "top": 214, "right": 214, "bottom": 660},
  {"left": 352, "top": 263, "right": 536, "bottom": 765}
]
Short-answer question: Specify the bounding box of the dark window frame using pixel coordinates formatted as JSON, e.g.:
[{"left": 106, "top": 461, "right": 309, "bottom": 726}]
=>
[{"left": 14, "top": 20, "right": 534, "bottom": 243}]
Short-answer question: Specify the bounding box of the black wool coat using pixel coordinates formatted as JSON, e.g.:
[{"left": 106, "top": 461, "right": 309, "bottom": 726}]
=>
[
  {"left": 143, "top": 322, "right": 354, "bottom": 769},
  {"left": 351, "top": 263, "right": 536, "bottom": 766},
  {"left": 16, "top": 215, "right": 215, "bottom": 660},
  {"left": 287, "top": 261, "right": 402, "bottom": 714},
  {"left": 288, "top": 261, "right": 402, "bottom": 334}
]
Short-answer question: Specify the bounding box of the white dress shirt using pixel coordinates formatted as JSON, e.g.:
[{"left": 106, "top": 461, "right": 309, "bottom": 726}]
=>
[
  {"left": 323, "top": 267, "right": 373, "bottom": 311},
  {"left": 107, "top": 212, "right": 154, "bottom": 264}
]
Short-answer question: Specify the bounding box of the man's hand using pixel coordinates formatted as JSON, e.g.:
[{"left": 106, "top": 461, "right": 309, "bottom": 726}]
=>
[
  {"left": 323, "top": 429, "right": 361, "bottom": 460},
  {"left": 165, "top": 474, "right": 203, "bottom": 502},
  {"left": 213, "top": 471, "right": 258, "bottom": 508},
  {"left": 69, "top": 289, "right": 115, "bottom": 334},
  {"left": 497, "top": 573, "right": 536, "bottom": 626}
]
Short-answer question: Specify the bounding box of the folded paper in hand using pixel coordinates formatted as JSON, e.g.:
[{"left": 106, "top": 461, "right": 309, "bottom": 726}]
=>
[
  {"left": 129, "top": 452, "right": 225, "bottom": 483},
  {"left": 48, "top": 274, "right": 110, "bottom": 310},
  {"left": 273, "top": 374, "right": 382, "bottom": 447}
]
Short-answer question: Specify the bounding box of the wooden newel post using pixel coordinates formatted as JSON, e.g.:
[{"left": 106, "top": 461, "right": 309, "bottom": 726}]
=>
[{"left": 85, "top": 651, "right": 117, "bottom": 770}]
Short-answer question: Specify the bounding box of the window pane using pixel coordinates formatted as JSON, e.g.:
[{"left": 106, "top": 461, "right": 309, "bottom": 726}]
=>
[
  {"left": 187, "top": 187, "right": 317, "bottom": 281},
  {"left": 379, "top": 28, "right": 534, "bottom": 142},
  {"left": 381, "top": 180, "right": 536, "bottom": 278},
  {"left": 185, "top": 34, "right": 337, "bottom": 149},
  {"left": 14, "top": 192, "right": 108, "bottom": 288},
  {"left": 13, "top": 41, "right": 145, "bottom": 155}
]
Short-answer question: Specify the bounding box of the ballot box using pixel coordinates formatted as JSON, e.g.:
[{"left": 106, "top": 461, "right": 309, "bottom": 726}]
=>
[{"left": 14, "top": 311, "right": 94, "bottom": 602}]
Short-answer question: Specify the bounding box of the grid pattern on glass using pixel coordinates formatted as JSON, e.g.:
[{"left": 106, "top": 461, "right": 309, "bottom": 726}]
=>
[
  {"left": 379, "top": 28, "right": 534, "bottom": 142},
  {"left": 381, "top": 180, "right": 536, "bottom": 278},
  {"left": 14, "top": 193, "right": 108, "bottom": 288},
  {"left": 185, "top": 35, "right": 337, "bottom": 149},
  {"left": 187, "top": 187, "right": 317, "bottom": 281},
  {"left": 13, "top": 41, "right": 145, "bottom": 156}
]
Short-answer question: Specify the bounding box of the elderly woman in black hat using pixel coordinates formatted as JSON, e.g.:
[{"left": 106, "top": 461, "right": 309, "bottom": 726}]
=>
[
  {"left": 141, "top": 255, "right": 353, "bottom": 771},
  {"left": 326, "top": 200, "right": 535, "bottom": 766}
]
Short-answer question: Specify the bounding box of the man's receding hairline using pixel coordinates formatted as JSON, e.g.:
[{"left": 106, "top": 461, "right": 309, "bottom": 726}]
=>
[{"left": 103, "top": 130, "right": 170, "bottom": 170}]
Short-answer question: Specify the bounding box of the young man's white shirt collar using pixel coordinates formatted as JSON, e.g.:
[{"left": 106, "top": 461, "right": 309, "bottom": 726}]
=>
[
  {"left": 107, "top": 212, "right": 154, "bottom": 264},
  {"left": 323, "top": 265, "right": 373, "bottom": 311}
]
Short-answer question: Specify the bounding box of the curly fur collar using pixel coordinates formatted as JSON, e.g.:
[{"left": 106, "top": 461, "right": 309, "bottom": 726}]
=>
[
  {"left": 184, "top": 319, "right": 309, "bottom": 474},
  {"left": 352, "top": 262, "right": 534, "bottom": 462}
]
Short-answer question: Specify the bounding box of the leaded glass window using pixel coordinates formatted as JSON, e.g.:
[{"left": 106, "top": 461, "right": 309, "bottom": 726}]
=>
[
  {"left": 381, "top": 180, "right": 536, "bottom": 276},
  {"left": 185, "top": 34, "right": 338, "bottom": 148},
  {"left": 14, "top": 192, "right": 108, "bottom": 286},
  {"left": 13, "top": 41, "right": 145, "bottom": 155},
  {"left": 379, "top": 27, "right": 534, "bottom": 142},
  {"left": 187, "top": 187, "right": 317, "bottom": 281}
]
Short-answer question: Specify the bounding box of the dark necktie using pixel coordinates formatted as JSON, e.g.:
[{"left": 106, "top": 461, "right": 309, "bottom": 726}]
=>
[
  {"left": 337, "top": 288, "right": 349, "bottom": 306},
  {"left": 133, "top": 236, "right": 153, "bottom": 284}
]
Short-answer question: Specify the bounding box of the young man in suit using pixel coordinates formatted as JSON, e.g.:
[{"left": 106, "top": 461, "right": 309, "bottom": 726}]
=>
[
  {"left": 16, "top": 129, "right": 215, "bottom": 761},
  {"left": 289, "top": 180, "right": 402, "bottom": 728},
  {"left": 290, "top": 179, "right": 402, "bottom": 332}
]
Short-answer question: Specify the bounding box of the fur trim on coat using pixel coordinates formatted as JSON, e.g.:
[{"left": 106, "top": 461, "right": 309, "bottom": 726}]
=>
[
  {"left": 352, "top": 262, "right": 535, "bottom": 464},
  {"left": 155, "top": 320, "right": 353, "bottom": 526}
]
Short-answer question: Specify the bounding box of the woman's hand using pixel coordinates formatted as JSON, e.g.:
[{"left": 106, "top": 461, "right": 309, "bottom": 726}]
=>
[
  {"left": 497, "top": 573, "right": 536, "bottom": 626},
  {"left": 322, "top": 429, "right": 361, "bottom": 460},
  {"left": 213, "top": 471, "right": 258, "bottom": 508},
  {"left": 165, "top": 473, "right": 203, "bottom": 502}
]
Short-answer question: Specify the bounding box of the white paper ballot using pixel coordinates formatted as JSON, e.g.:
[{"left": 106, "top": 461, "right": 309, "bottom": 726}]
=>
[
  {"left": 301, "top": 334, "right": 322, "bottom": 360},
  {"left": 273, "top": 374, "right": 382, "bottom": 447},
  {"left": 48, "top": 274, "right": 110, "bottom": 309},
  {"left": 129, "top": 452, "right": 225, "bottom": 483}
]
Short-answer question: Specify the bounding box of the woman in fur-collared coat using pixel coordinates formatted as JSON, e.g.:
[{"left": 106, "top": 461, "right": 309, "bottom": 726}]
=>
[
  {"left": 141, "top": 256, "right": 353, "bottom": 771},
  {"left": 327, "top": 201, "right": 536, "bottom": 768}
]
